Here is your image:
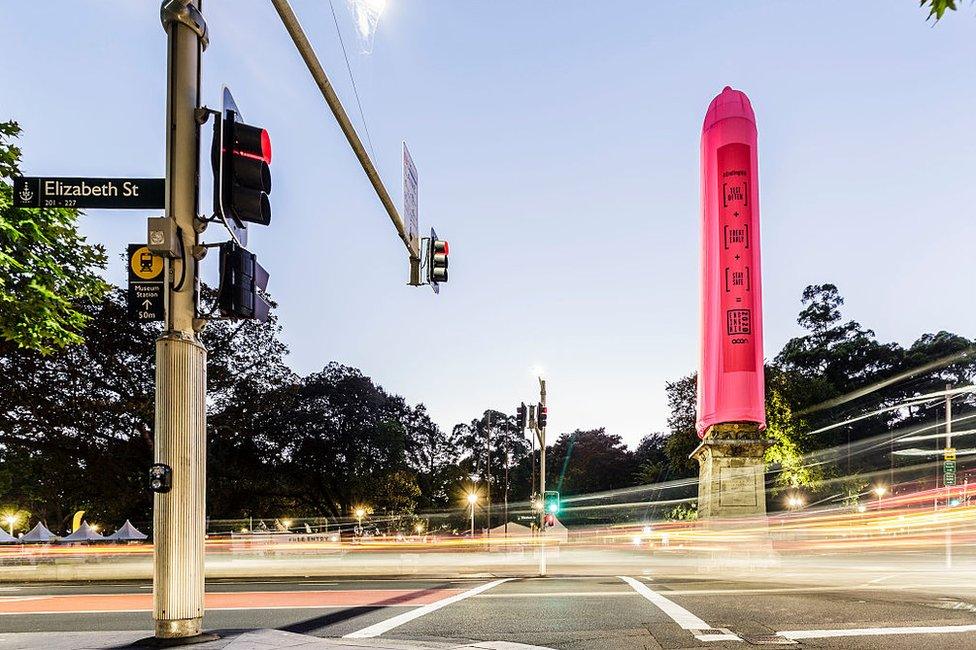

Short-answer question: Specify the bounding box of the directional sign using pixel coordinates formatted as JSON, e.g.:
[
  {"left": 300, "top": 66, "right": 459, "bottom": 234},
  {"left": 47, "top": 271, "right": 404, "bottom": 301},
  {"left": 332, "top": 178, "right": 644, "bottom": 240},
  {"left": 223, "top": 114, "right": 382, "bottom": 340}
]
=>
[
  {"left": 127, "top": 244, "right": 165, "bottom": 321},
  {"left": 13, "top": 177, "right": 164, "bottom": 209},
  {"left": 402, "top": 142, "right": 419, "bottom": 256}
]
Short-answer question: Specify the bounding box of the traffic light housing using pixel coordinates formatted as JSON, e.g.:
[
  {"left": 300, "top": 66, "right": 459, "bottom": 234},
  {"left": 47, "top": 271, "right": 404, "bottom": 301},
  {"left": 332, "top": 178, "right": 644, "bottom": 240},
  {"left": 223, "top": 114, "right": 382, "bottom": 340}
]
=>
[
  {"left": 428, "top": 237, "right": 449, "bottom": 285},
  {"left": 149, "top": 463, "right": 172, "bottom": 494},
  {"left": 543, "top": 490, "right": 560, "bottom": 515},
  {"left": 516, "top": 403, "right": 527, "bottom": 431},
  {"left": 217, "top": 241, "right": 270, "bottom": 322},
  {"left": 537, "top": 404, "right": 547, "bottom": 429},
  {"left": 212, "top": 88, "right": 272, "bottom": 230}
]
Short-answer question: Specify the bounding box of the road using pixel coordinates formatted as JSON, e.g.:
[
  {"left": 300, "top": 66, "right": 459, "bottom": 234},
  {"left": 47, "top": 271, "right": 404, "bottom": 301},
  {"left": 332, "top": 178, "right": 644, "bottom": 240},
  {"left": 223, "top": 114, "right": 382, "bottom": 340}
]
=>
[{"left": 3, "top": 571, "right": 976, "bottom": 648}]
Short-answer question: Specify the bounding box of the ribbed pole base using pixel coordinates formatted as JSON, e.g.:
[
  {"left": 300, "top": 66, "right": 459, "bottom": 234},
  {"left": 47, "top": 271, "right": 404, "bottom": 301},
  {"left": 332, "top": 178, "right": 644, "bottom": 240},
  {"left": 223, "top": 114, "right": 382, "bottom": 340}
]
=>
[{"left": 153, "top": 334, "right": 207, "bottom": 637}]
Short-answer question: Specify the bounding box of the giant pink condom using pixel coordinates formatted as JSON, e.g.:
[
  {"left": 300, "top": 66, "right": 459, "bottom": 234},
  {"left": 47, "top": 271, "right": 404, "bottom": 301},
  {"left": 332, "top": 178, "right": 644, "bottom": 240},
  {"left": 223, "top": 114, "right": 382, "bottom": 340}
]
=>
[{"left": 696, "top": 87, "right": 766, "bottom": 437}]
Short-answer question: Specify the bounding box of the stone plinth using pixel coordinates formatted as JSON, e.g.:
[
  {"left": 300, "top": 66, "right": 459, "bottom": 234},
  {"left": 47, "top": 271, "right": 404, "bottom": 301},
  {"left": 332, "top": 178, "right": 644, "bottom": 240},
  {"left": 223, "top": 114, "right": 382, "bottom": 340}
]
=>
[{"left": 690, "top": 422, "right": 769, "bottom": 519}]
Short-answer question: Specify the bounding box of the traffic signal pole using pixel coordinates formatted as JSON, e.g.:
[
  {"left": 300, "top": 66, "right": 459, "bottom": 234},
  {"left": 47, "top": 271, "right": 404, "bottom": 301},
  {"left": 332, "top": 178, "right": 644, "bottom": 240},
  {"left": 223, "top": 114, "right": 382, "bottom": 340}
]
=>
[
  {"left": 155, "top": 0, "right": 207, "bottom": 639},
  {"left": 537, "top": 377, "right": 546, "bottom": 576}
]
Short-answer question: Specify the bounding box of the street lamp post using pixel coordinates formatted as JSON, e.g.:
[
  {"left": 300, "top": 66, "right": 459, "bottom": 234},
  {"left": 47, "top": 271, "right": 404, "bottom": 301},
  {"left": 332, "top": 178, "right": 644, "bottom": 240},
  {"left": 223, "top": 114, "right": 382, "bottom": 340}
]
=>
[{"left": 3, "top": 515, "right": 15, "bottom": 537}]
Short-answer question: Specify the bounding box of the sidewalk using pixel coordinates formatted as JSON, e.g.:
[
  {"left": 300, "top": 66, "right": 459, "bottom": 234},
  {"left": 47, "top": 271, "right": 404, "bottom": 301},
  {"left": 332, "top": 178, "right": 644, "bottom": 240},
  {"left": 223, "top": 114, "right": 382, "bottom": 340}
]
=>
[{"left": 0, "top": 629, "right": 550, "bottom": 650}]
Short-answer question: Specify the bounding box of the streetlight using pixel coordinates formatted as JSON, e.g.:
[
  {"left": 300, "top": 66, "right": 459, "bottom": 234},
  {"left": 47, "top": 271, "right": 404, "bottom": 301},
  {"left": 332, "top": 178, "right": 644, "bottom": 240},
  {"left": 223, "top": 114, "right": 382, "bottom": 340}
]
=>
[
  {"left": 466, "top": 492, "right": 478, "bottom": 537},
  {"left": 873, "top": 485, "right": 887, "bottom": 507},
  {"left": 786, "top": 495, "right": 804, "bottom": 511},
  {"left": 3, "top": 515, "right": 16, "bottom": 537},
  {"left": 354, "top": 507, "right": 367, "bottom": 536}
]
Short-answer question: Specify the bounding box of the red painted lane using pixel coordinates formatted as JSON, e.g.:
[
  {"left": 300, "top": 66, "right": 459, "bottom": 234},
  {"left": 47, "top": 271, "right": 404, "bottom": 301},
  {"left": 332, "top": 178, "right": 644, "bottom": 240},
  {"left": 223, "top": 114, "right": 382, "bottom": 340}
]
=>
[{"left": 0, "top": 588, "right": 463, "bottom": 615}]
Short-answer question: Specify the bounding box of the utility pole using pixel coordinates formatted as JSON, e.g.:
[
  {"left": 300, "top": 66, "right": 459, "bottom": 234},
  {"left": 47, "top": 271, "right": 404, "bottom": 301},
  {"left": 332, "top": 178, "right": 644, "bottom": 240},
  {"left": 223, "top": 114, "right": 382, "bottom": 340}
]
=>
[{"left": 155, "top": 0, "right": 207, "bottom": 640}]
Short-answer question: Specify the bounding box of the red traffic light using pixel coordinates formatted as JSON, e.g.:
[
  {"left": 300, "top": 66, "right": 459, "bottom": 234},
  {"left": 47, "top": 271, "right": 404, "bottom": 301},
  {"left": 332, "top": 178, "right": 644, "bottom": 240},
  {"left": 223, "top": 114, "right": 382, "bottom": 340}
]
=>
[{"left": 234, "top": 123, "right": 272, "bottom": 164}]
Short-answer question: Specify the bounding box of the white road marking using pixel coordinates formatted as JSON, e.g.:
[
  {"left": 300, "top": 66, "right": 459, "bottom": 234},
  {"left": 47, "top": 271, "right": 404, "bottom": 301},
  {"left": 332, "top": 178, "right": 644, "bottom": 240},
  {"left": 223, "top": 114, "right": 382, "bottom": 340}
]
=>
[
  {"left": 619, "top": 576, "right": 741, "bottom": 643},
  {"left": 476, "top": 591, "right": 639, "bottom": 598},
  {"left": 343, "top": 578, "right": 513, "bottom": 639},
  {"left": 779, "top": 624, "right": 976, "bottom": 640}
]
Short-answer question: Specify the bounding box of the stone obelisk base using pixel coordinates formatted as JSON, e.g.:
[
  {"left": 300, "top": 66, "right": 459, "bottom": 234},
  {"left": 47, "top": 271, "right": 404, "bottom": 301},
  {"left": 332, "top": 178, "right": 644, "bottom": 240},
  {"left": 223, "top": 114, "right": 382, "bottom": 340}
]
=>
[
  {"left": 691, "top": 422, "right": 769, "bottom": 519},
  {"left": 690, "top": 423, "right": 777, "bottom": 571}
]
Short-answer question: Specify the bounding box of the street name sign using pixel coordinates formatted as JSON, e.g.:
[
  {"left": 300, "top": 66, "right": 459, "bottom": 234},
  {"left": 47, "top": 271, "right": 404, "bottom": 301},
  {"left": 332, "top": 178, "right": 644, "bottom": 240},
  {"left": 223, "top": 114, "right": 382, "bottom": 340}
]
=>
[
  {"left": 127, "top": 244, "right": 165, "bottom": 321},
  {"left": 13, "top": 177, "right": 164, "bottom": 209}
]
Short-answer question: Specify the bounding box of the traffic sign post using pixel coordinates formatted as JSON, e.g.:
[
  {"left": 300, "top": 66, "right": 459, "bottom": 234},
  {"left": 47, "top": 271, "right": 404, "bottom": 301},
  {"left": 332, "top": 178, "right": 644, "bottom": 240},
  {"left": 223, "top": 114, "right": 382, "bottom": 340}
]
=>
[
  {"left": 13, "top": 176, "right": 164, "bottom": 209},
  {"left": 127, "top": 244, "right": 165, "bottom": 321}
]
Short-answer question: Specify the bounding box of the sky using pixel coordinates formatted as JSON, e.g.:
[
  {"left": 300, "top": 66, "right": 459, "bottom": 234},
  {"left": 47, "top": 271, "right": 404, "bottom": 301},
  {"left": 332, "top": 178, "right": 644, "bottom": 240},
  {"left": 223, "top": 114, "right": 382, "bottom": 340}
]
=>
[{"left": 3, "top": 2, "right": 975, "bottom": 448}]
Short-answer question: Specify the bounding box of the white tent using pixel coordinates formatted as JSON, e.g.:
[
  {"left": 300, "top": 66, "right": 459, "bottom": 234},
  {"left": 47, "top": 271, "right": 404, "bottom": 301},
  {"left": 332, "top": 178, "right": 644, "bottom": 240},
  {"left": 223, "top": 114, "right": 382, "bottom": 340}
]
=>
[
  {"left": 58, "top": 521, "right": 104, "bottom": 543},
  {"left": 0, "top": 528, "right": 17, "bottom": 544},
  {"left": 488, "top": 522, "right": 533, "bottom": 538},
  {"left": 20, "top": 522, "right": 57, "bottom": 543},
  {"left": 105, "top": 520, "right": 147, "bottom": 541}
]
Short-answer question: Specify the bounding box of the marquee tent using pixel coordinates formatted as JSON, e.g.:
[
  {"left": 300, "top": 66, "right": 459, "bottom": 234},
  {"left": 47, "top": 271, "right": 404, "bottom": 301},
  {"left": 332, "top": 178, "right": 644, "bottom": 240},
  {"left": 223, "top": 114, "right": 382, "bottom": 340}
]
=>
[{"left": 105, "top": 520, "right": 148, "bottom": 541}]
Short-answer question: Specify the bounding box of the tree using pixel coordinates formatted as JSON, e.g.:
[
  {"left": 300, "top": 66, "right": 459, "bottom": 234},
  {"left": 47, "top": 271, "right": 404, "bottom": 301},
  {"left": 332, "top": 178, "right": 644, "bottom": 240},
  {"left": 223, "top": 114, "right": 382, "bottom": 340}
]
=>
[
  {"left": 661, "top": 374, "right": 700, "bottom": 478},
  {"left": 763, "top": 375, "right": 820, "bottom": 494},
  {"left": 921, "top": 0, "right": 960, "bottom": 21},
  {"left": 0, "top": 121, "right": 108, "bottom": 354},
  {"left": 632, "top": 432, "right": 669, "bottom": 485},
  {"left": 547, "top": 428, "right": 635, "bottom": 496}
]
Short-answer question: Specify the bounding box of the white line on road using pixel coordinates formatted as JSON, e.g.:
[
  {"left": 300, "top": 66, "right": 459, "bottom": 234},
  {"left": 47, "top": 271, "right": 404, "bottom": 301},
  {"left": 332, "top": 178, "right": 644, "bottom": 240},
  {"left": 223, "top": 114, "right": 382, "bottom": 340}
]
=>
[
  {"left": 343, "top": 578, "right": 513, "bottom": 639},
  {"left": 618, "top": 576, "right": 741, "bottom": 643},
  {"left": 779, "top": 624, "right": 976, "bottom": 640},
  {"left": 475, "top": 591, "right": 639, "bottom": 598}
]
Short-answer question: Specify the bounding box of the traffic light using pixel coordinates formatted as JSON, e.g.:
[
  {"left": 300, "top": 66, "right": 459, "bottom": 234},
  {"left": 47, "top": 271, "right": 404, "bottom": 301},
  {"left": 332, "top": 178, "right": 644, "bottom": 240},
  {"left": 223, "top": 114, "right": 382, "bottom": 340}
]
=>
[
  {"left": 537, "top": 404, "right": 548, "bottom": 429},
  {"left": 516, "top": 403, "right": 527, "bottom": 431},
  {"left": 217, "top": 241, "right": 270, "bottom": 322},
  {"left": 212, "top": 88, "right": 273, "bottom": 229},
  {"left": 428, "top": 237, "right": 449, "bottom": 284},
  {"left": 544, "top": 514, "right": 555, "bottom": 528},
  {"left": 543, "top": 490, "right": 560, "bottom": 515}
]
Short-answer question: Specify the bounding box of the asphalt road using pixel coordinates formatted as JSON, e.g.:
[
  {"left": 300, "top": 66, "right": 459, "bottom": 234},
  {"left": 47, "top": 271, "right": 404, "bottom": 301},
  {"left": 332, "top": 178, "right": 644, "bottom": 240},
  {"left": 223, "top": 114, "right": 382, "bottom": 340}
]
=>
[{"left": 3, "top": 574, "right": 976, "bottom": 648}]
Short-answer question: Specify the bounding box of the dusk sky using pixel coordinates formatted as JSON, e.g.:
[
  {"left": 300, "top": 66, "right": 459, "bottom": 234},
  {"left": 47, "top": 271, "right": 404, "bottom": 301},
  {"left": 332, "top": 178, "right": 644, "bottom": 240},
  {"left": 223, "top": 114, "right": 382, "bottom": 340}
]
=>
[{"left": 4, "top": 1, "right": 974, "bottom": 447}]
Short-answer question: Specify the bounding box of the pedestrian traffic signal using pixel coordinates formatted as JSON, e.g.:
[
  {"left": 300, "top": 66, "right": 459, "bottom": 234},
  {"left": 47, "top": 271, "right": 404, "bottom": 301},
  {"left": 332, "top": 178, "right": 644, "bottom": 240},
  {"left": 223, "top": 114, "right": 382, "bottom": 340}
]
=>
[
  {"left": 212, "top": 89, "right": 272, "bottom": 229},
  {"left": 217, "top": 241, "right": 270, "bottom": 322},
  {"left": 543, "top": 490, "right": 560, "bottom": 515},
  {"left": 537, "top": 404, "right": 547, "bottom": 429},
  {"left": 516, "top": 403, "right": 527, "bottom": 431},
  {"left": 149, "top": 464, "right": 172, "bottom": 494},
  {"left": 544, "top": 514, "right": 555, "bottom": 527}
]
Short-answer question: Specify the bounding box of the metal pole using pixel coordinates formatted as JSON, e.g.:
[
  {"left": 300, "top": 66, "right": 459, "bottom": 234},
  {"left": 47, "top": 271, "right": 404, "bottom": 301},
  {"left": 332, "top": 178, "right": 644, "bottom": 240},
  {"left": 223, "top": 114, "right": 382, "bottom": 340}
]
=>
[
  {"left": 946, "top": 384, "right": 953, "bottom": 569},
  {"left": 269, "top": 0, "right": 418, "bottom": 266},
  {"left": 504, "top": 435, "right": 509, "bottom": 536},
  {"left": 470, "top": 502, "right": 475, "bottom": 538},
  {"left": 538, "top": 377, "right": 546, "bottom": 576},
  {"left": 486, "top": 412, "right": 492, "bottom": 536},
  {"left": 155, "top": 0, "right": 207, "bottom": 639}
]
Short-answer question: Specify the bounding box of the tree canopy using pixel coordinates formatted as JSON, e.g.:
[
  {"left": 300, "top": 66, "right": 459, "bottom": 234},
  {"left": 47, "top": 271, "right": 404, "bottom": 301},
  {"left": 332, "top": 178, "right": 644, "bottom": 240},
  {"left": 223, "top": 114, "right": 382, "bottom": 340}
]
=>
[{"left": 0, "top": 121, "right": 108, "bottom": 354}]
